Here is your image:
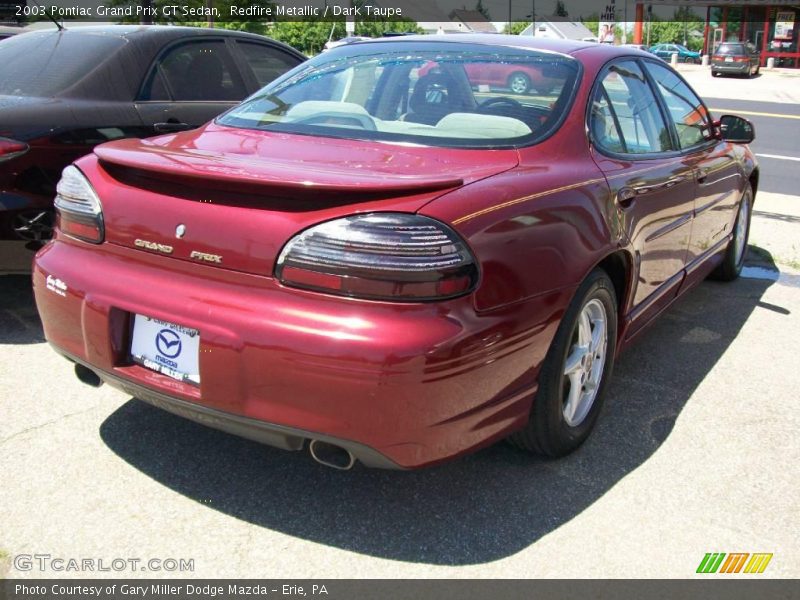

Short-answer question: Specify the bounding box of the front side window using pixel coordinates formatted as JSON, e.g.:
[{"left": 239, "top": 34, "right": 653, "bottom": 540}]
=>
[
  {"left": 218, "top": 42, "right": 581, "bottom": 148},
  {"left": 589, "top": 60, "right": 672, "bottom": 155},
  {"left": 644, "top": 61, "right": 713, "bottom": 149}
]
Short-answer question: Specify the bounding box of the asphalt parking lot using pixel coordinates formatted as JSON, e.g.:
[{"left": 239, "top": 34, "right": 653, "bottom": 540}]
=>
[{"left": 1, "top": 64, "right": 799, "bottom": 580}]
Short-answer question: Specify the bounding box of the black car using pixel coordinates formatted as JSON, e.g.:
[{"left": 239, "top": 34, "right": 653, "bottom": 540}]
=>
[
  {"left": 0, "top": 26, "right": 305, "bottom": 244},
  {"left": 711, "top": 42, "right": 761, "bottom": 77}
]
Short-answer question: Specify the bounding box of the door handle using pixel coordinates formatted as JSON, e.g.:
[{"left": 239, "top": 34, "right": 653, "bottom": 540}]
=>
[
  {"left": 696, "top": 169, "right": 709, "bottom": 184},
  {"left": 617, "top": 187, "right": 637, "bottom": 209},
  {"left": 154, "top": 121, "right": 193, "bottom": 134}
]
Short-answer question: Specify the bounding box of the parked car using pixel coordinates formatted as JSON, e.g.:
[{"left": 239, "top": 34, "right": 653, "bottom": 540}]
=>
[
  {"left": 34, "top": 35, "right": 757, "bottom": 470},
  {"left": 649, "top": 43, "right": 701, "bottom": 63},
  {"left": 0, "top": 26, "right": 22, "bottom": 41},
  {"left": 420, "top": 59, "right": 564, "bottom": 95},
  {"left": 619, "top": 43, "right": 650, "bottom": 52},
  {"left": 323, "top": 36, "right": 371, "bottom": 51},
  {"left": 711, "top": 42, "right": 761, "bottom": 77},
  {"left": 0, "top": 26, "right": 305, "bottom": 245}
]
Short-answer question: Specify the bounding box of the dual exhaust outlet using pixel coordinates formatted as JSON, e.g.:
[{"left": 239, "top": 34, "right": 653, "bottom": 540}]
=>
[{"left": 73, "top": 364, "right": 358, "bottom": 470}]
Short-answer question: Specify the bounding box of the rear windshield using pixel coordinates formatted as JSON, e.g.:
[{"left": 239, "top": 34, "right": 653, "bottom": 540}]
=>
[
  {"left": 218, "top": 41, "right": 581, "bottom": 149},
  {"left": 717, "top": 44, "right": 745, "bottom": 55},
  {"left": 0, "top": 31, "right": 125, "bottom": 96}
]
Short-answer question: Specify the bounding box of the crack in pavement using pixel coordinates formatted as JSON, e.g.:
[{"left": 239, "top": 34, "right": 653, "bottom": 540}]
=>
[{"left": 0, "top": 404, "right": 103, "bottom": 447}]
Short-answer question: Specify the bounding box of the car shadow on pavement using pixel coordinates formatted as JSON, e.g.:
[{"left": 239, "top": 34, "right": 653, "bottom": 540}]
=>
[
  {"left": 99, "top": 253, "right": 784, "bottom": 566},
  {"left": 0, "top": 275, "right": 44, "bottom": 344}
]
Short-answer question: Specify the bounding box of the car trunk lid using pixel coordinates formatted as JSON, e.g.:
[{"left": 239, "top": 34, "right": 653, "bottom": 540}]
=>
[{"left": 85, "top": 123, "right": 518, "bottom": 276}]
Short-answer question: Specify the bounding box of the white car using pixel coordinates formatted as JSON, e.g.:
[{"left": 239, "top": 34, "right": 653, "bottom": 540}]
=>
[{"left": 323, "top": 36, "right": 371, "bottom": 51}]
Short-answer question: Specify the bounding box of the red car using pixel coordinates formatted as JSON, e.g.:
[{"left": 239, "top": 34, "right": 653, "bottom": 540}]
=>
[{"left": 33, "top": 36, "right": 757, "bottom": 470}]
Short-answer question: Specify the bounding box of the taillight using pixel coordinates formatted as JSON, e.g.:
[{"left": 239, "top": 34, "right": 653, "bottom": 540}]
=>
[
  {"left": 276, "top": 213, "right": 478, "bottom": 301},
  {"left": 0, "top": 137, "right": 28, "bottom": 162},
  {"left": 54, "top": 165, "right": 104, "bottom": 244},
  {"left": 733, "top": 56, "right": 748, "bottom": 62}
]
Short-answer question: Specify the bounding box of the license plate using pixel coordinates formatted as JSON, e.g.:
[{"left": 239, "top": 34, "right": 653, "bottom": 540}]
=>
[
  {"left": 725, "top": 57, "right": 733, "bottom": 62},
  {"left": 130, "top": 314, "right": 200, "bottom": 384}
]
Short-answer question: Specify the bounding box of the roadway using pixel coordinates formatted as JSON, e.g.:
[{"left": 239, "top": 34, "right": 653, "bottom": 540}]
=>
[{"left": 704, "top": 97, "right": 800, "bottom": 196}]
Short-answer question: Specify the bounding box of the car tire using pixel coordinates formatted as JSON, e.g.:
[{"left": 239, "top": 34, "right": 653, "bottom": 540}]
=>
[
  {"left": 754, "top": 64, "right": 760, "bottom": 76},
  {"left": 509, "top": 268, "right": 618, "bottom": 457},
  {"left": 508, "top": 72, "right": 531, "bottom": 95},
  {"left": 712, "top": 70, "right": 720, "bottom": 77},
  {"left": 710, "top": 183, "right": 753, "bottom": 282}
]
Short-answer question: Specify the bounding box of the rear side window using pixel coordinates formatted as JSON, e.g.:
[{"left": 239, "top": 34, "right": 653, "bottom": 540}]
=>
[
  {"left": 644, "top": 61, "right": 713, "bottom": 149},
  {"left": 142, "top": 40, "right": 246, "bottom": 101},
  {"left": 590, "top": 60, "right": 672, "bottom": 155},
  {"left": 0, "top": 31, "right": 125, "bottom": 96},
  {"left": 236, "top": 41, "right": 301, "bottom": 88}
]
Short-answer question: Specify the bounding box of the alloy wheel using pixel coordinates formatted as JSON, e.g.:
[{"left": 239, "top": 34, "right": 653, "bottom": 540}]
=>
[
  {"left": 733, "top": 193, "right": 750, "bottom": 266},
  {"left": 561, "top": 298, "right": 608, "bottom": 427}
]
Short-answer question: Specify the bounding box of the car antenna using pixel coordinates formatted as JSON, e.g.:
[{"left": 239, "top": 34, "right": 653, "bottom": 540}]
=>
[{"left": 31, "top": 0, "right": 66, "bottom": 31}]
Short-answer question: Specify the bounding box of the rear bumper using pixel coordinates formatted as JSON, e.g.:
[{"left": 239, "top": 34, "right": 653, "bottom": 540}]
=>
[
  {"left": 61, "top": 348, "right": 402, "bottom": 469},
  {"left": 711, "top": 62, "right": 751, "bottom": 74},
  {"left": 34, "top": 239, "right": 569, "bottom": 468}
]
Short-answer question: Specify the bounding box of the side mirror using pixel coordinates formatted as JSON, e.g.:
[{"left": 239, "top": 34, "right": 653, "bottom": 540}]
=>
[{"left": 717, "top": 114, "right": 755, "bottom": 144}]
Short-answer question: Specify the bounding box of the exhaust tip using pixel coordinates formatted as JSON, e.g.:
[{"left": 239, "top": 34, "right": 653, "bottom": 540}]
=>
[
  {"left": 309, "top": 440, "right": 356, "bottom": 471},
  {"left": 74, "top": 363, "right": 103, "bottom": 388}
]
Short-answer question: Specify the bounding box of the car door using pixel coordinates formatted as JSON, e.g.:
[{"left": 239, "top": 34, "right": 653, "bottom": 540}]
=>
[
  {"left": 135, "top": 38, "right": 248, "bottom": 133},
  {"left": 588, "top": 60, "right": 696, "bottom": 335},
  {"left": 643, "top": 60, "right": 742, "bottom": 280}
]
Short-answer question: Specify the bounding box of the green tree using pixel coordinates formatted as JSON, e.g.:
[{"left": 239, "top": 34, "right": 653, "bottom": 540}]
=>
[
  {"left": 356, "top": 18, "right": 423, "bottom": 37},
  {"left": 475, "top": 0, "right": 491, "bottom": 21},
  {"left": 503, "top": 21, "right": 529, "bottom": 35},
  {"left": 268, "top": 20, "right": 343, "bottom": 55},
  {"left": 269, "top": 17, "right": 422, "bottom": 56},
  {"left": 646, "top": 10, "right": 703, "bottom": 51},
  {"left": 553, "top": 1, "right": 568, "bottom": 17}
]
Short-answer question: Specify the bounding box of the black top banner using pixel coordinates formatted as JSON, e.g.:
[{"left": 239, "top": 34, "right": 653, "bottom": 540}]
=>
[{"left": 3, "top": 0, "right": 640, "bottom": 25}]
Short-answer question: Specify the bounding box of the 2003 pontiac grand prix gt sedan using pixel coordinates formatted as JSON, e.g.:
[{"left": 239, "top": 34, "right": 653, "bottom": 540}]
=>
[{"left": 33, "top": 35, "right": 758, "bottom": 470}]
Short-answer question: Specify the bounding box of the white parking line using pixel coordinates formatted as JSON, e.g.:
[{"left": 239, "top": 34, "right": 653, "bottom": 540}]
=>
[{"left": 755, "top": 153, "right": 800, "bottom": 162}]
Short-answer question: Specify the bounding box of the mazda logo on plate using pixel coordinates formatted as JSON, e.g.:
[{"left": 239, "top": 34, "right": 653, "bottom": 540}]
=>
[{"left": 155, "top": 329, "right": 182, "bottom": 358}]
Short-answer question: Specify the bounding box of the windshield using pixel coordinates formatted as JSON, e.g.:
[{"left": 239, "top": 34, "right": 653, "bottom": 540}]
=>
[
  {"left": 218, "top": 41, "right": 581, "bottom": 148},
  {"left": 0, "top": 31, "right": 126, "bottom": 96}
]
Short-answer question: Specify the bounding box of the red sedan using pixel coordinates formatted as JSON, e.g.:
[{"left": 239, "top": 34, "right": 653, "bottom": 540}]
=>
[{"left": 33, "top": 36, "right": 757, "bottom": 470}]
